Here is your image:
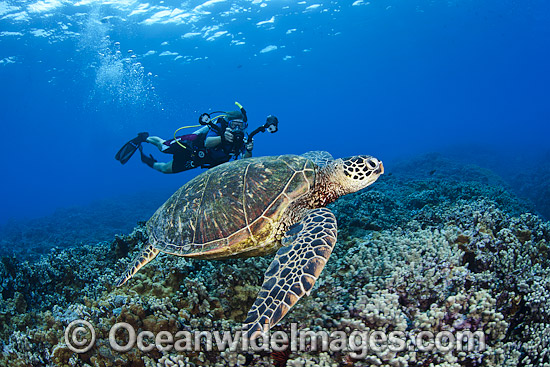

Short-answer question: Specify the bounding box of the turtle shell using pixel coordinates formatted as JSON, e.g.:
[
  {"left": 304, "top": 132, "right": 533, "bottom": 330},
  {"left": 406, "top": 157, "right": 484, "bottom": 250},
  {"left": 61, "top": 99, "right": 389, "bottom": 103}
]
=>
[{"left": 146, "top": 155, "right": 316, "bottom": 259}]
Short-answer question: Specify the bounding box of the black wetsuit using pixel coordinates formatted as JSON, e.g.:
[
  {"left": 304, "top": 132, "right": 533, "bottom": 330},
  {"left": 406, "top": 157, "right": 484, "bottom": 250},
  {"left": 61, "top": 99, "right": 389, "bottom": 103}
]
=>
[
  {"left": 162, "top": 123, "right": 246, "bottom": 173},
  {"left": 158, "top": 133, "right": 202, "bottom": 173}
]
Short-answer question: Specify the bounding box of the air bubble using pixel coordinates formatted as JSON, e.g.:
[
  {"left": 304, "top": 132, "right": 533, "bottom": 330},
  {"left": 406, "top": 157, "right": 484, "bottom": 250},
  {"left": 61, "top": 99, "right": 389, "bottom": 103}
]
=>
[{"left": 80, "top": 9, "right": 158, "bottom": 109}]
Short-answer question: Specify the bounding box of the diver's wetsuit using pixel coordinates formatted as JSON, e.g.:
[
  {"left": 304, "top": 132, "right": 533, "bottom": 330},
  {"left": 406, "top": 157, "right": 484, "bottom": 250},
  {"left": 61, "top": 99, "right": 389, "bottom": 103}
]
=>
[
  {"left": 161, "top": 122, "right": 246, "bottom": 173},
  {"left": 159, "top": 133, "right": 201, "bottom": 173}
]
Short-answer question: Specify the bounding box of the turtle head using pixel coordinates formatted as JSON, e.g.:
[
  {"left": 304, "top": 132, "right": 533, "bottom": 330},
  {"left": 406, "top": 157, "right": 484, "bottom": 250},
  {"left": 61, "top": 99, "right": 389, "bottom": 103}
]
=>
[{"left": 333, "top": 155, "right": 384, "bottom": 195}]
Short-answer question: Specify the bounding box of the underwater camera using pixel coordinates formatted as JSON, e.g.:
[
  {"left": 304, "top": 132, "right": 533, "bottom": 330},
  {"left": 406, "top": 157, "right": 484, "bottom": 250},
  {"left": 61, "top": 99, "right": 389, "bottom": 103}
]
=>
[{"left": 232, "top": 129, "right": 245, "bottom": 151}]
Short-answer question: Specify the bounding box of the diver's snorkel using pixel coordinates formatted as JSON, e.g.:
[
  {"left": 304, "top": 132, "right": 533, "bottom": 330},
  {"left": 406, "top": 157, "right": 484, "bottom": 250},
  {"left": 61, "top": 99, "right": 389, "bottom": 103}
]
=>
[{"left": 234, "top": 101, "right": 247, "bottom": 123}]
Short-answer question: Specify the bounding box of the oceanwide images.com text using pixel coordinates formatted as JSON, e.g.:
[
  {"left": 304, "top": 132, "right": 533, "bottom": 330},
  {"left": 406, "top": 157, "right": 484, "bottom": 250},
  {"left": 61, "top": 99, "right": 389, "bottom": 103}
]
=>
[{"left": 66, "top": 320, "right": 486, "bottom": 358}]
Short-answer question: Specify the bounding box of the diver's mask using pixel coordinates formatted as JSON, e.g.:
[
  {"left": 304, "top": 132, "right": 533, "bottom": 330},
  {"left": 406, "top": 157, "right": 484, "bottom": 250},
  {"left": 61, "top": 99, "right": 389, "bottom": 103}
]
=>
[{"left": 229, "top": 119, "right": 247, "bottom": 131}]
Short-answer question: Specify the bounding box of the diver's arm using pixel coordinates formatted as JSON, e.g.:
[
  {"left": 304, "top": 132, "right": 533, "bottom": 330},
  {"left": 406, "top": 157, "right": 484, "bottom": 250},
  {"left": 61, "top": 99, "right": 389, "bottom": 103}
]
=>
[
  {"left": 204, "top": 136, "right": 222, "bottom": 149},
  {"left": 243, "top": 138, "right": 253, "bottom": 158},
  {"left": 205, "top": 130, "right": 233, "bottom": 148}
]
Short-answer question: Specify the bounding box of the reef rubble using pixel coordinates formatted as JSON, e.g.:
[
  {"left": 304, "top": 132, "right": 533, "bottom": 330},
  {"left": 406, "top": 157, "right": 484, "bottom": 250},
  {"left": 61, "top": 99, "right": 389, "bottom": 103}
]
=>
[{"left": 0, "top": 159, "right": 549, "bottom": 367}]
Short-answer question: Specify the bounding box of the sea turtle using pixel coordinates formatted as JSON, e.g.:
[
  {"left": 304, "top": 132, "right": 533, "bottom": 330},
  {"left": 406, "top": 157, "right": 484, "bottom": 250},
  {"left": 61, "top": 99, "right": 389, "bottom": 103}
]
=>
[{"left": 117, "top": 151, "right": 384, "bottom": 337}]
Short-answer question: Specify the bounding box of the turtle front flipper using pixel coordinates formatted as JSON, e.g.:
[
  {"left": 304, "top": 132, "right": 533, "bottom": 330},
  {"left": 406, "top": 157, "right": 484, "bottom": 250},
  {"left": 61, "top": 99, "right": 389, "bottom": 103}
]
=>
[
  {"left": 116, "top": 243, "right": 160, "bottom": 287},
  {"left": 243, "top": 208, "right": 337, "bottom": 339}
]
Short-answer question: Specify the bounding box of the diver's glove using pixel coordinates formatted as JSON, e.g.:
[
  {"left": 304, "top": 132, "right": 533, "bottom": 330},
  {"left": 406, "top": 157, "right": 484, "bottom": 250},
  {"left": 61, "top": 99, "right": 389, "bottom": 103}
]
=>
[
  {"left": 245, "top": 139, "right": 254, "bottom": 152},
  {"left": 140, "top": 151, "right": 157, "bottom": 168},
  {"left": 223, "top": 129, "right": 234, "bottom": 143}
]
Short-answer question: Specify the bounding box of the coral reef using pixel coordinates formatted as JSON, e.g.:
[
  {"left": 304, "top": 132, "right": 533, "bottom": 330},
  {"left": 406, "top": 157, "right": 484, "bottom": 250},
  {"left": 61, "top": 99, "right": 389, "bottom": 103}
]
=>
[
  {"left": 508, "top": 151, "right": 550, "bottom": 220},
  {"left": 0, "top": 157, "right": 549, "bottom": 366},
  {"left": 401, "top": 150, "right": 550, "bottom": 220}
]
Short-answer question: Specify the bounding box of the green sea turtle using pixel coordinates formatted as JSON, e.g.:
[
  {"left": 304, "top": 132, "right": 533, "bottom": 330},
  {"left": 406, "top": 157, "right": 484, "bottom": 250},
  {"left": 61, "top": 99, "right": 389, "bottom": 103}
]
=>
[{"left": 117, "top": 151, "right": 384, "bottom": 337}]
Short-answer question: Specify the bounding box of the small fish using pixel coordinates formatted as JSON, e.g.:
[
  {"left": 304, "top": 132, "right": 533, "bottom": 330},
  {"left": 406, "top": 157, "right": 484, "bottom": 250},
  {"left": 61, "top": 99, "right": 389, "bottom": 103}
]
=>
[{"left": 429, "top": 169, "right": 436, "bottom": 175}]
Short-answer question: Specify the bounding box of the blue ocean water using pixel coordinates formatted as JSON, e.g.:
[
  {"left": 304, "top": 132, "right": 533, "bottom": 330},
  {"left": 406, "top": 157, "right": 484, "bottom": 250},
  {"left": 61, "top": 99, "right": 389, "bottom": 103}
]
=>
[{"left": 0, "top": 0, "right": 549, "bottom": 227}]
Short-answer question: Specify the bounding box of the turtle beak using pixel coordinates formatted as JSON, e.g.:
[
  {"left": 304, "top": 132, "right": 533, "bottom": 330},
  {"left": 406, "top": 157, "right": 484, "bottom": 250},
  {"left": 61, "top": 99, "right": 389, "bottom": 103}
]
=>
[{"left": 376, "top": 162, "right": 384, "bottom": 175}]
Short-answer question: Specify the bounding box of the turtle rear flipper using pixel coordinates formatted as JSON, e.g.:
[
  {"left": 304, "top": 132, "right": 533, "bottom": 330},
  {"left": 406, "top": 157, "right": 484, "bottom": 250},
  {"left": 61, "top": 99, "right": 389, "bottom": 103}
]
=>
[
  {"left": 116, "top": 243, "right": 160, "bottom": 287},
  {"left": 243, "top": 208, "right": 337, "bottom": 339}
]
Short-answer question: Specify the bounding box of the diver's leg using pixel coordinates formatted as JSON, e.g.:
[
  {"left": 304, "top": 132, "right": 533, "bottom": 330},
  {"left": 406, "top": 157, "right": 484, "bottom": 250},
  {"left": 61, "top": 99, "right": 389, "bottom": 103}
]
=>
[
  {"left": 140, "top": 147, "right": 172, "bottom": 173},
  {"left": 152, "top": 161, "right": 174, "bottom": 174},
  {"left": 146, "top": 136, "right": 166, "bottom": 151}
]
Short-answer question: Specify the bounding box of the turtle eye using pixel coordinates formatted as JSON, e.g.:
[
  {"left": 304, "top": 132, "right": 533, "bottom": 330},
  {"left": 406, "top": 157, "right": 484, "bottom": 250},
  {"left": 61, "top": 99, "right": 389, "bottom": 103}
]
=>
[{"left": 366, "top": 158, "right": 378, "bottom": 170}]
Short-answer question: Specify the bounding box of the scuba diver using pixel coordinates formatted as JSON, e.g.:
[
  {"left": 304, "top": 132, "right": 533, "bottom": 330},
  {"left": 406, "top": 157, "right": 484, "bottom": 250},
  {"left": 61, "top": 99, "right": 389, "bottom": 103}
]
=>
[{"left": 115, "top": 102, "right": 279, "bottom": 174}]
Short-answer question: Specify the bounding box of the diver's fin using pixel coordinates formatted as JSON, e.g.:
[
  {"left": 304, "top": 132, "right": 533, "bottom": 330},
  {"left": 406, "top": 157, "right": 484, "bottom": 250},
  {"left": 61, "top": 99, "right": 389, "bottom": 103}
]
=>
[{"left": 115, "top": 132, "right": 149, "bottom": 165}]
